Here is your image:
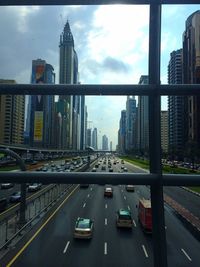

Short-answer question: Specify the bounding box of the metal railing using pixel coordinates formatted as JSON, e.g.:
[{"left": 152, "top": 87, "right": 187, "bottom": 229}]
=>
[{"left": 1, "top": 1, "right": 200, "bottom": 267}]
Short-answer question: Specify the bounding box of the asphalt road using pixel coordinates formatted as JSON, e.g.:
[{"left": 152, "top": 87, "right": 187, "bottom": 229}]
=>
[{"left": 1, "top": 157, "right": 200, "bottom": 267}]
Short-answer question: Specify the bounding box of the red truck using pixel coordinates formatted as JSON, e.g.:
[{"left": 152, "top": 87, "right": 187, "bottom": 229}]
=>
[{"left": 138, "top": 199, "right": 152, "bottom": 233}]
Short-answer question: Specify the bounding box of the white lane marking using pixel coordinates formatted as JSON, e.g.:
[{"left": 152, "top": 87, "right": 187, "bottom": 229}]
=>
[
  {"left": 83, "top": 203, "right": 86, "bottom": 208},
  {"left": 104, "top": 242, "right": 107, "bottom": 255},
  {"left": 90, "top": 188, "right": 93, "bottom": 191},
  {"left": 142, "top": 245, "right": 149, "bottom": 258},
  {"left": 181, "top": 248, "right": 192, "bottom": 261},
  {"left": 105, "top": 218, "right": 107, "bottom": 225},
  {"left": 124, "top": 196, "right": 126, "bottom": 200},
  {"left": 87, "top": 194, "right": 90, "bottom": 198},
  {"left": 165, "top": 226, "right": 167, "bottom": 229},
  {"left": 105, "top": 204, "right": 107, "bottom": 209},
  {"left": 132, "top": 219, "right": 136, "bottom": 227},
  {"left": 63, "top": 241, "right": 70, "bottom": 254},
  {"left": 128, "top": 205, "right": 130, "bottom": 210}
]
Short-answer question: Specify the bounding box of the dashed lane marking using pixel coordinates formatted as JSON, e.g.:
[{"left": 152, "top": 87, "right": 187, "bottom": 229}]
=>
[
  {"left": 104, "top": 242, "right": 107, "bottom": 255},
  {"left": 142, "top": 245, "right": 149, "bottom": 258},
  {"left": 63, "top": 241, "right": 70, "bottom": 254},
  {"left": 181, "top": 248, "right": 192, "bottom": 261}
]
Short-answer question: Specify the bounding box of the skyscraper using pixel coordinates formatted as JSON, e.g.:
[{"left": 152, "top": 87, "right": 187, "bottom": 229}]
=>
[
  {"left": 102, "top": 135, "right": 108, "bottom": 150},
  {"left": 29, "top": 59, "right": 55, "bottom": 148},
  {"left": 0, "top": 79, "right": 25, "bottom": 145},
  {"left": 118, "top": 110, "right": 126, "bottom": 153},
  {"left": 59, "top": 21, "right": 85, "bottom": 150},
  {"left": 161, "top": 111, "right": 168, "bottom": 153},
  {"left": 168, "top": 49, "right": 185, "bottom": 157},
  {"left": 183, "top": 10, "right": 200, "bottom": 151},
  {"left": 125, "top": 96, "right": 137, "bottom": 151},
  {"left": 137, "top": 75, "right": 149, "bottom": 155},
  {"left": 92, "top": 128, "right": 98, "bottom": 150}
]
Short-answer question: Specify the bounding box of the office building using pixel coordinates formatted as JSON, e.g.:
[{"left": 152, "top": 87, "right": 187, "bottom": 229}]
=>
[
  {"left": 168, "top": 49, "right": 185, "bottom": 157},
  {"left": 137, "top": 75, "right": 149, "bottom": 155},
  {"left": 29, "top": 59, "right": 55, "bottom": 148},
  {"left": 118, "top": 110, "right": 126, "bottom": 153},
  {"left": 183, "top": 10, "right": 200, "bottom": 151},
  {"left": 0, "top": 79, "right": 25, "bottom": 145},
  {"left": 125, "top": 96, "right": 137, "bottom": 151},
  {"left": 102, "top": 135, "right": 108, "bottom": 150},
  {"left": 92, "top": 128, "right": 98, "bottom": 150},
  {"left": 59, "top": 21, "right": 85, "bottom": 150},
  {"left": 161, "top": 111, "right": 168, "bottom": 153}
]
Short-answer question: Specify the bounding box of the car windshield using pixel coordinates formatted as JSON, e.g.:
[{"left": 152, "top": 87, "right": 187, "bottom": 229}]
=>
[{"left": 77, "top": 220, "right": 90, "bottom": 229}]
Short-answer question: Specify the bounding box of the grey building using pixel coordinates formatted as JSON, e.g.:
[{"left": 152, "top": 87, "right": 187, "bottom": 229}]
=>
[
  {"left": 168, "top": 49, "right": 185, "bottom": 157},
  {"left": 0, "top": 79, "right": 25, "bottom": 145},
  {"left": 92, "top": 128, "right": 98, "bottom": 150},
  {"left": 183, "top": 11, "right": 200, "bottom": 153},
  {"left": 59, "top": 21, "right": 83, "bottom": 149},
  {"left": 125, "top": 96, "right": 137, "bottom": 151},
  {"left": 102, "top": 135, "right": 108, "bottom": 150},
  {"left": 137, "top": 75, "right": 149, "bottom": 155},
  {"left": 161, "top": 111, "right": 168, "bottom": 153},
  {"left": 118, "top": 110, "right": 126, "bottom": 153}
]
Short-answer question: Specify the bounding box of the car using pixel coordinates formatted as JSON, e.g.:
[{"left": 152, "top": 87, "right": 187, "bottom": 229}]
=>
[
  {"left": 74, "top": 218, "right": 94, "bottom": 239},
  {"left": 121, "top": 160, "right": 124, "bottom": 164},
  {"left": 126, "top": 185, "right": 135, "bottom": 192},
  {"left": 1, "top": 183, "right": 14, "bottom": 189},
  {"left": 101, "top": 165, "right": 106, "bottom": 171},
  {"left": 123, "top": 167, "right": 128, "bottom": 172},
  {"left": 0, "top": 198, "right": 7, "bottom": 212},
  {"left": 28, "top": 183, "right": 42, "bottom": 192},
  {"left": 116, "top": 209, "right": 133, "bottom": 228},
  {"left": 104, "top": 187, "right": 113, "bottom": 197},
  {"left": 121, "top": 166, "right": 124, "bottom": 169},
  {"left": 9, "top": 192, "right": 21, "bottom": 203},
  {"left": 92, "top": 167, "right": 97, "bottom": 172},
  {"left": 109, "top": 168, "right": 113, "bottom": 172}
]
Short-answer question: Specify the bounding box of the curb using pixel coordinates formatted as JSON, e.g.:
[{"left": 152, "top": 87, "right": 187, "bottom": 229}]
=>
[{"left": 181, "top": 186, "right": 200, "bottom": 197}]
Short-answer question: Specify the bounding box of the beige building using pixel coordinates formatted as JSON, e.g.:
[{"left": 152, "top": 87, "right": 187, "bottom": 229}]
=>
[
  {"left": 161, "top": 111, "right": 168, "bottom": 153},
  {"left": 0, "top": 79, "right": 25, "bottom": 145}
]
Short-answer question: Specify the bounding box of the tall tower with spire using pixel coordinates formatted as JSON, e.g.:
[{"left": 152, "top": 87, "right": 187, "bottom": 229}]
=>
[{"left": 59, "top": 21, "right": 84, "bottom": 150}]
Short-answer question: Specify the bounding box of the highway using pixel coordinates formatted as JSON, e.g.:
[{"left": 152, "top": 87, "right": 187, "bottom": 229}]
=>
[{"left": 0, "top": 157, "right": 200, "bottom": 267}]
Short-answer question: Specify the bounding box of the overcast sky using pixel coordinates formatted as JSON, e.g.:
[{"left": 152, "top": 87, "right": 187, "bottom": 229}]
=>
[{"left": 0, "top": 4, "right": 199, "bottom": 149}]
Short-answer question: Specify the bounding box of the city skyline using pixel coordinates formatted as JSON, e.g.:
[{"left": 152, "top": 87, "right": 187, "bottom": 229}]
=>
[{"left": 0, "top": 5, "right": 200, "bottom": 149}]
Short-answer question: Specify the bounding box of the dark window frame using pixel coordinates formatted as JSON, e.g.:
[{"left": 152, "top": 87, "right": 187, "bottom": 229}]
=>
[{"left": 0, "top": 1, "right": 200, "bottom": 267}]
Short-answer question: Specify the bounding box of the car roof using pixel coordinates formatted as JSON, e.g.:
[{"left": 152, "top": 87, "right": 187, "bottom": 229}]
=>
[{"left": 118, "top": 209, "right": 131, "bottom": 216}]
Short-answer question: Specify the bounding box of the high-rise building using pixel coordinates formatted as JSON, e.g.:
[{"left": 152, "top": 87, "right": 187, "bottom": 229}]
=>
[
  {"left": 86, "top": 128, "right": 92, "bottom": 147},
  {"left": 161, "top": 111, "right": 168, "bottom": 153},
  {"left": 183, "top": 10, "right": 200, "bottom": 151},
  {"left": 168, "top": 49, "right": 185, "bottom": 157},
  {"left": 125, "top": 96, "right": 137, "bottom": 151},
  {"left": 59, "top": 21, "right": 85, "bottom": 150},
  {"left": 0, "top": 79, "right": 25, "bottom": 145},
  {"left": 29, "top": 59, "right": 55, "bottom": 148},
  {"left": 92, "top": 128, "right": 98, "bottom": 150},
  {"left": 110, "top": 141, "right": 112, "bottom": 151},
  {"left": 102, "top": 135, "right": 108, "bottom": 150},
  {"left": 137, "top": 75, "right": 149, "bottom": 155},
  {"left": 118, "top": 110, "right": 126, "bottom": 153}
]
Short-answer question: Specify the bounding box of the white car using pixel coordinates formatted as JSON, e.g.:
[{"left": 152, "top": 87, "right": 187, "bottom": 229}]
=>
[{"left": 28, "top": 183, "right": 42, "bottom": 192}]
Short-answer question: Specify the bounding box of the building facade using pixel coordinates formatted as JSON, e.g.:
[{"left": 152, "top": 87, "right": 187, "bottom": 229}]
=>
[
  {"left": 92, "top": 128, "right": 98, "bottom": 150},
  {"left": 161, "top": 111, "right": 169, "bottom": 153},
  {"left": 29, "top": 59, "right": 55, "bottom": 148},
  {"left": 0, "top": 79, "right": 25, "bottom": 145},
  {"left": 102, "top": 135, "right": 108, "bottom": 150},
  {"left": 183, "top": 11, "right": 200, "bottom": 154},
  {"left": 168, "top": 49, "right": 185, "bottom": 157},
  {"left": 125, "top": 96, "right": 137, "bottom": 152},
  {"left": 137, "top": 75, "right": 149, "bottom": 155},
  {"left": 59, "top": 21, "right": 85, "bottom": 150}
]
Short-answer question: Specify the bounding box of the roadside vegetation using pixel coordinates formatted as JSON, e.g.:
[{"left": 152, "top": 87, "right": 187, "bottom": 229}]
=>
[{"left": 120, "top": 155, "right": 200, "bottom": 194}]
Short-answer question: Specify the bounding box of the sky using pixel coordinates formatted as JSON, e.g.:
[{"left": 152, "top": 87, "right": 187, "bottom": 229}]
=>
[{"left": 0, "top": 4, "right": 200, "bottom": 149}]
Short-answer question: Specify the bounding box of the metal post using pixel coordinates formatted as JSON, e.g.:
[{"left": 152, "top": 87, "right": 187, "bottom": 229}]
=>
[{"left": 148, "top": 3, "right": 168, "bottom": 267}]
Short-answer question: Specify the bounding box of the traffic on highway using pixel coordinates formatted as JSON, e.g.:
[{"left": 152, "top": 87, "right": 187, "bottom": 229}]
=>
[{"left": 0, "top": 155, "right": 200, "bottom": 266}]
